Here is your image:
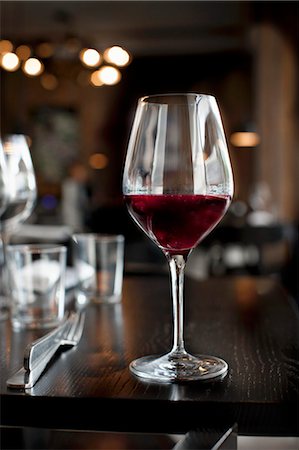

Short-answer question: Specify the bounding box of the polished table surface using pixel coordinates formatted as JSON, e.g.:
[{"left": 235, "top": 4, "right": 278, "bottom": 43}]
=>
[{"left": 1, "top": 275, "right": 298, "bottom": 436}]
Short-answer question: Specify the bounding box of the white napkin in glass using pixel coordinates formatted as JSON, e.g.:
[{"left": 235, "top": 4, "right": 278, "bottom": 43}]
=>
[{"left": 19, "top": 260, "right": 61, "bottom": 294}]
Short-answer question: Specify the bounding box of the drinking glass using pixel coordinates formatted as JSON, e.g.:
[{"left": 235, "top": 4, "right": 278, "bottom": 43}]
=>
[
  {"left": 0, "top": 142, "right": 9, "bottom": 217},
  {"left": 7, "top": 244, "right": 67, "bottom": 330},
  {"left": 0, "top": 142, "right": 9, "bottom": 319},
  {"left": 0, "top": 134, "right": 37, "bottom": 318},
  {"left": 122, "top": 93, "right": 234, "bottom": 382}
]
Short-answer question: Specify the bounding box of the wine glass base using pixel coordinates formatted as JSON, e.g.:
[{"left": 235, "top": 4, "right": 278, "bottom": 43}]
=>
[{"left": 129, "top": 353, "right": 228, "bottom": 383}]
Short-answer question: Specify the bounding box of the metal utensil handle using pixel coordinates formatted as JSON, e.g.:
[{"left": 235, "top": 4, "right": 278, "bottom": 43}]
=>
[
  {"left": 7, "top": 342, "right": 62, "bottom": 389},
  {"left": 24, "top": 315, "right": 72, "bottom": 370}
]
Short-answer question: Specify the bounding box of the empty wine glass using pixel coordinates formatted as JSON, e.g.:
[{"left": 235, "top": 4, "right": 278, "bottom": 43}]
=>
[
  {"left": 0, "top": 134, "right": 37, "bottom": 319},
  {"left": 0, "top": 142, "right": 9, "bottom": 319},
  {"left": 0, "top": 141, "right": 9, "bottom": 217},
  {"left": 123, "top": 94, "right": 234, "bottom": 382}
]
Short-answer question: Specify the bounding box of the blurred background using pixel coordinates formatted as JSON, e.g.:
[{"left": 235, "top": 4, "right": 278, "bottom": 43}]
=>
[{"left": 0, "top": 1, "right": 298, "bottom": 298}]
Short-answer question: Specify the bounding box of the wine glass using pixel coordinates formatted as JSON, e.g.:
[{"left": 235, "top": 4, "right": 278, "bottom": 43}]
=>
[
  {"left": 0, "top": 141, "right": 9, "bottom": 217},
  {"left": 0, "top": 142, "right": 9, "bottom": 320},
  {"left": 0, "top": 134, "right": 37, "bottom": 318},
  {"left": 122, "top": 93, "right": 234, "bottom": 382}
]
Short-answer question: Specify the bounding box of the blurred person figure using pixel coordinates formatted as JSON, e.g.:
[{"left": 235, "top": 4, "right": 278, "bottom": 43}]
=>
[{"left": 61, "top": 161, "right": 91, "bottom": 232}]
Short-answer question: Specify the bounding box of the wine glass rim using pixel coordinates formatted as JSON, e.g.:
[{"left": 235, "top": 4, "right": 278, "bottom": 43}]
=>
[
  {"left": 6, "top": 244, "right": 67, "bottom": 254},
  {"left": 72, "top": 233, "right": 125, "bottom": 243},
  {"left": 2, "top": 133, "right": 29, "bottom": 142},
  {"left": 139, "top": 93, "right": 215, "bottom": 105}
]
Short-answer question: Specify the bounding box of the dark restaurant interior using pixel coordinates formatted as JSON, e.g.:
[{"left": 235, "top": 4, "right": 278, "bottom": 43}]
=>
[
  {"left": 1, "top": 1, "right": 298, "bottom": 294},
  {"left": 0, "top": 1, "right": 298, "bottom": 449},
  {"left": 1, "top": 0, "right": 298, "bottom": 298}
]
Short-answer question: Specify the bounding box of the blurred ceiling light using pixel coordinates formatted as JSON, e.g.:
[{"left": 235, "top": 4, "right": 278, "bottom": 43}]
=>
[
  {"left": 1, "top": 52, "right": 20, "bottom": 71},
  {"left": 23, "top": 57, "right": 44, "bottom": 76},
  {"left": 97, "top": 65, "right": 121, "bottom": 85},
  {"left": 79, "top": 48, "right": 101, "bottom": 67},
  {"left": 36, "top": 42, "right": 54, "bottom": 58},
  {"left": 0, "top": 40, "right": 13, "bottom": 53},
  {"left": 15, "top": 45, "right": 31, "bottom": 60},
  {"left": 0, "top": 37, "right": 132, "bottom": 88},
  {"left": 230, "top": 132, "right": 260, "bottom": 148},
  {"left": 90, "top": 70, "right": 105, "bottom": 87},
  {"left": 89, "top": 153, "right": 108, "bottom": 170},
  {"left": 103, "top": 46, "right": 130, "bottom": 67},
  {"left": 40, "top": 73, "right": 58, "bottom": 90}
]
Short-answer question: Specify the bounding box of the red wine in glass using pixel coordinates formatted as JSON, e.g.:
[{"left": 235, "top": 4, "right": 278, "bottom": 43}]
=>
[{"left": 125, "top": 194, "right": 231, "bottom": 256}]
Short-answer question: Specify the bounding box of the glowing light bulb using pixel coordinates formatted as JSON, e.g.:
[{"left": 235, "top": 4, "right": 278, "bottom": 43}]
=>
[
  {"left": 79, "top": 48, "right": 101, "bottom": 67},
  {"left": 23, "top": 57, "right": 44, "bottom": 76},
  {"left": 230, "top": 132, "right": 260, "bottom": 148},
  {"left": 90, "top": 70, "right": 104, "bottom": 87},
  {"left": 1, "top": 52, "right": 20, "bottom": 71},
  {"left": 97, "top": 66, "right": 121, "bottom": 85},
  {"left": 104, "top": 46, "right": 130, "bottom": 67}
]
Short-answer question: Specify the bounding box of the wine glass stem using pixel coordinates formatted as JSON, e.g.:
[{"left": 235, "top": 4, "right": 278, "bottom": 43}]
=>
[
  {"left": 167, "top": 254, "right": 188, "bottom": 357},
  {"left": 0, "top": 230, "right": 11, "bottom": 296}
]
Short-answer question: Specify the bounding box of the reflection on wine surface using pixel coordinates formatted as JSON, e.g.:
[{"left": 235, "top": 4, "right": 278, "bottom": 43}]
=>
[{"left": 123, "top": 93, "right": 234, "bottom": 382}]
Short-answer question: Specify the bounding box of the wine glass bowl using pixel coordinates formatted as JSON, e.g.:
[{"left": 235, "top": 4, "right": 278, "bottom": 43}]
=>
[
  {"left": 123, "top": 93, "right": 234, "bottom": 382},
  {"left": 0, "top": 142, "right": 9, "bottom": 320},
  {"left": 0, "top": 142, "right": 9, "bottom": 218},
  {"left": 1, "top": 134, "right": 37, "bottom": 235}
]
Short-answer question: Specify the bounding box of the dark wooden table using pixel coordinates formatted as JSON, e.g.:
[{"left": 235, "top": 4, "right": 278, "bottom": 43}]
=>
[{"left": 1, "top": 275, "right": 298, "bottom": 437}]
